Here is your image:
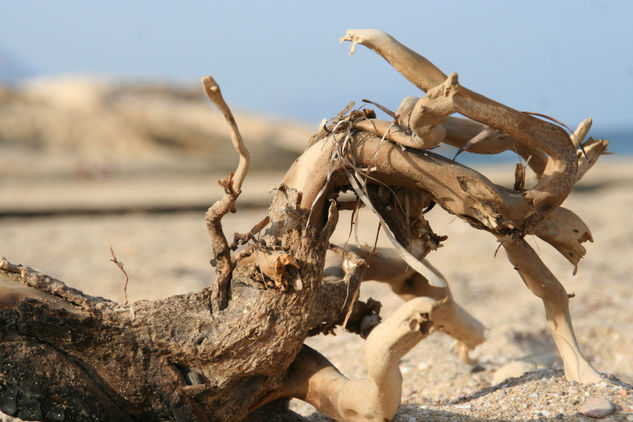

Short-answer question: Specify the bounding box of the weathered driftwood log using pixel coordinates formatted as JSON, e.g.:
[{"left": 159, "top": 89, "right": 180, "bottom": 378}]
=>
[
  {"left": 0, "top": 78, "right": 361, "bottom": 421},
  {"left": 0, "top": 201, "right": 363, "bottom": 422},
  {"left": 0, "top": 29, "right": 609, "bottom": 421}
]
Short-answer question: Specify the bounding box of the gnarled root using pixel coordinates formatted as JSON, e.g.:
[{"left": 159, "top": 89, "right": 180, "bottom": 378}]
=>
[{"left": 264, "top": 298, "right": 437, "bottom": 421}]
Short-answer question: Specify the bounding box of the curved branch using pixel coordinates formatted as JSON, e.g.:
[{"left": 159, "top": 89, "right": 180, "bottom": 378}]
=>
[
  {"left": 452, "top": 86, "right": 577, "bottom": 215},
  {"left": 202, "top": 76, "right": 251, "bottom": 311},
  {"left": 202, "top": 76, "right": 250, "bottom": 194},
  {"left": 284, "top": 134, "right": 533, "bottom": 233},
  {"left": 353, "top": 116, "right": 551, "bottom": 177},
  {"left": 498, "top": 235, "right": 601, "bottom": 383},
  {"left": 441, "top": 116, "right": 550, "bottom": 176},
  {"left": 340, "top": 29, "right": 447, "bottom": 93},
  {"left": 341, "top": 29, "right": 578, "bottom": 217},
  {"left": 263, "top": 298, "right": 436, "bottom": 421}
]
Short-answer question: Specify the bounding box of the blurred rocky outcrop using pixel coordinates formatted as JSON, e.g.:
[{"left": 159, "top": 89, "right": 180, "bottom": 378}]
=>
[{"left": 0, "top": 77, "right": 313, "bottom": 179}]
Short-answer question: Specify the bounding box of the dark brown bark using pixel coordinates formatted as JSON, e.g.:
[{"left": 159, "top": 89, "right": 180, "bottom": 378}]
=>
[{"left": 0, "top": 185, "right": 360, "bottom": 421}]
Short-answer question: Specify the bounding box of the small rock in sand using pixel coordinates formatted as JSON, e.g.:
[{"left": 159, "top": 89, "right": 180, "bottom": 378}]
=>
[
  {"left": 578, "top": 397, "right": 615, "bottom": 418},
  {"left": 470, "top": 364, "right": 485, "bottom": 373}
]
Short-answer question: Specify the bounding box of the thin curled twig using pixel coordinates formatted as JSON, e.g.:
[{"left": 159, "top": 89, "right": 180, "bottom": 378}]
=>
[{"left": 109, "top": 245, "right": 129, "bottom": 306}]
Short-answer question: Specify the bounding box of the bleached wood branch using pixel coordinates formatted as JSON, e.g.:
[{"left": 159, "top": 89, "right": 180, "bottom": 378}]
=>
[{"left": 341, "top": 29, "right": 578, "bottom": 217}]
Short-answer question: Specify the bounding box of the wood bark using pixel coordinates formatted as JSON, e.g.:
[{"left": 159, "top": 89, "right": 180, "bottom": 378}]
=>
[{"left": 0, "top": 209, "right": 360, "bottom": 421}]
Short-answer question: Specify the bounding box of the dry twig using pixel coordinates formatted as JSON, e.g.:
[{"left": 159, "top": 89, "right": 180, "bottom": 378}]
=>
[{"left": 109, "top": 245, "right": 129, "bottom": 306}]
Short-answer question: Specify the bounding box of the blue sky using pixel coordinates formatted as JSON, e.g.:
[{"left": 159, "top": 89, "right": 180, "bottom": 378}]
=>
[{"left": 1, "top": 1, "right": 632, "bottom": 135}]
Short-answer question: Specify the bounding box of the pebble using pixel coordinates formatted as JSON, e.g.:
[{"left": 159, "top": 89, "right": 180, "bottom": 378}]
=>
[
  {"left": 578, "top": 397, "right": 615, "bottom": 418},
  {"left": 470, "top": 364, "right": 485, "bottom": 373}
]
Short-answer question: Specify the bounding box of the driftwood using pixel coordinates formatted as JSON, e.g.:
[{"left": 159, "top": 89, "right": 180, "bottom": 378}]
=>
[{"left": 0, "top": 29, "right": 609, "bottom": 421}]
